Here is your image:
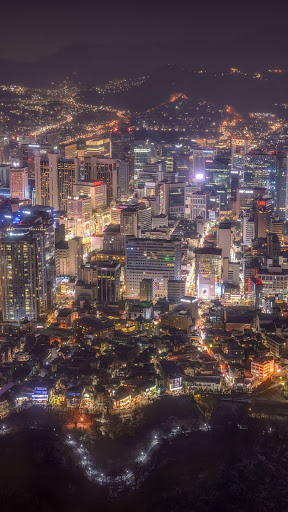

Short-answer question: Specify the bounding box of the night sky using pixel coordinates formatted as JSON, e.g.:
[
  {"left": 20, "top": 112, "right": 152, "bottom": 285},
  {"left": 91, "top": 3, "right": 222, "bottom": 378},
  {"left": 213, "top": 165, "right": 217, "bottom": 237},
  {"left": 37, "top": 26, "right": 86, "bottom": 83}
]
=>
[{"left": 1, "top": 0, "right": 288, "bottom": 71}]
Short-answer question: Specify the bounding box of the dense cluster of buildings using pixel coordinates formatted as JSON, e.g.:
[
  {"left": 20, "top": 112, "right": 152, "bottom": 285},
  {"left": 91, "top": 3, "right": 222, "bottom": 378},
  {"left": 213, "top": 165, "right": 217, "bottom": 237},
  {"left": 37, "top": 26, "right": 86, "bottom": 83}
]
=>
[{"left": 1, "top": 98, "right": 288, "bottom": 418}]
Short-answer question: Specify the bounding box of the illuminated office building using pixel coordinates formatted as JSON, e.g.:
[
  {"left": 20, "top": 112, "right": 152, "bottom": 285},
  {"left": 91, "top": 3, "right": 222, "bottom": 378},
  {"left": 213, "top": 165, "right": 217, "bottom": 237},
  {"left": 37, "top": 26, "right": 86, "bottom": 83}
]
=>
[
  {"left": 270, "top": 217, "right": 283, "bottom": 240},
  {"left": 125, "top": 238, "right": 181, "bottom": 299},
  {"left": 84, "top": 135, "right": 111, "bottom": 157},
  {"left": 244, "top": 151, "right": 276, "bottom": 192},
  {"left": 9, "top": 167, "right": 29, "bottom": 200},
  {"left": 236, "top": 187, "right": 266, "bottom": 218}
]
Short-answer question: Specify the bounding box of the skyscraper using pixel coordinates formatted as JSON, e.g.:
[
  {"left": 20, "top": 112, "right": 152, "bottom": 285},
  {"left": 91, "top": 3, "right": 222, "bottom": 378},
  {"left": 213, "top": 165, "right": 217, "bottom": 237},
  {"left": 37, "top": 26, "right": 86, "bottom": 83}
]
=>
[
  {"left": 192, "top": 148, "right": 208, "bottom": 182},
  {"left": 275, "top": 152, "right": 288, "bottom": 219},
  {"left": 83, "top": 157, "right": 117, "bottom": 203},
  {"left": 95, "top": 261, "right": 121, "bottom": 303},
  {"left": 111, "top": 125, "right": 133, "bottom": 160},
  {"left": 134, "top": 141, "right": 152, "bottom": 181},
  {"left": 231, "top": 137, "right": 249, "bottom": 171},
  {"left": 35, "top": 154, "right": 80, "bottom": 210},
  {"left": 217, "top": 222, "right": 232, "bottom": 260},
  {"left": 158, "top": 181, "right": 186, "bottom": 218},
  {"left": 120, "top": 207, "right": 138, "bottom": 237},
  {"left": 0, "top": 230, "right": 47, "bottom": 321},
  {"left": 244, "top": 151, "right": 276, "bottom": 192},
  {"left": 194, "top": 247, "right": 222, "bottom": 300}
]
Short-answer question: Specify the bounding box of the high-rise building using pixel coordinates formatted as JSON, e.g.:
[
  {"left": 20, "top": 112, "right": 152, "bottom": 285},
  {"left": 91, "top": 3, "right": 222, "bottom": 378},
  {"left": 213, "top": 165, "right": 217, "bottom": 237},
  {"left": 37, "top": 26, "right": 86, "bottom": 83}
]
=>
[
  {"left": 83, "top": 157, "right": 117, "bottom": 203},
  {"left": 270, "top": 217, "right": 283, "bottom": 240},
  {"left": 190, "top": 191, "right": 208, "bottom": 220},
  {"left": 55, "top": 237, "right": 83, "bottom": 277},
  {"left": 192, "top": 149, "right": 209, "bottom": 183},
  {"left": 9, "top": 167, "right": 29, "bottom": 200},
  {"left": 138, "top": 205, "right": 152, "bottom": 232},
  {"left": 103, "top": 224, "right": 125, "bottom": 253},
  {"left": 56, "top": 156, "right": 80, "bottom": 211},
  {"left": 78, "top": 261, "right": 121, "bottom": 302},
  {"left": 138, "top": 161, "right": 164, "bottom": 187},
  {"left": 159, "top": 181, "right": 186, "bottom": 218},
  {"left": 84, "top": 135, "right": 111, "bottom": 157},
  {"left": 67, "top": 196, "right": 92, "bottom": 238},
  {"left": 250, "top": 276, "right": 263, "bottom": 311},
  {"left": 231, "top": 137, "right": 249, "bottom": 172},
  {"left": 111, "top": 125, "right": 133, "bottom": 160},
  {"left": 222, "top": 258, "right": 240, "bottom": 286},
  {"left": 68, "top": 238, "right": 83, "bottom": 277},
  {"left": 117, "top": 160, "right": 130, "bottom": 196},
  {"left": 140, "top": 278, "right": 155, "bottom": 302},
  {"left": 275, "top": 152, "right": 288, "bottom": 219},
  {"left": 55, "top": 240, "right": 69, "bottom": 276},
  {"left": 230, "top": 169, "right": 240, "bottom": 204},
  {"left": 120, "top": 207, "right": 138, "bottom": 237},
  {"left": 34, "top": 156, "right": 49, "bottom": 206},
  {"left": 35, "top": 154, "right": 80, "bottom": 210},
  {"left": 168, "top": 279, "right": 186, "bottom": 303},
  {"left": 0, "top": 165, "right": 10, "bottom": 187},
  {"left": 267, "top": 233, "right": 280, "bottom": 260},
  {"left": 236, "top": 187, "right": 266, "bottom": 218},
  {"left": 134, "top": 141, "right": 153, "bottom": 180},
  {"left": 67, "top": 196, "right": 92, "bottom": 223},
  {"left": 0, "top": 230, "right": 47, "bottom": 321},
  {"left": 217, "top": 222, "right": 232, "bottom": 260},
  {"left": 244, "top": 151, "right": 276, "bottom": 192},
  {"left": 194, "top": 247, "right": 222, "bottom": 299},
  {"left": 125, "top": 238, "right": 181, "bottom": 298},
  {"left": 254, "top": 200, "right": 268, "bottom": 239},
  {"left": 243, "top": 214, "right": 255, "bottom": 246},
  {"left": 74, "top": 180, "right": 107, "bottom": 209},
  {"left": 94, "top": 261, "right": 121, "bottom": 303}
]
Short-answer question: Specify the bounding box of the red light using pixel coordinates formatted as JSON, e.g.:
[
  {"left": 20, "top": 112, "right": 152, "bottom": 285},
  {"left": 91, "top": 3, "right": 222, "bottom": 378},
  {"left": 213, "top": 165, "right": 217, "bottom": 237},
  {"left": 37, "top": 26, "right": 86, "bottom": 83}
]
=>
[{"left": 254, "top": 276, "right": 263, "bottom": 285}]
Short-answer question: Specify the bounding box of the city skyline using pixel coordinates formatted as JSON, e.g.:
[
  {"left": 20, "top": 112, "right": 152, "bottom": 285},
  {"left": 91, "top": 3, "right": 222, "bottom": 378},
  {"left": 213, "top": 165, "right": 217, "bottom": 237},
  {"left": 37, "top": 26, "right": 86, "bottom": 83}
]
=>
[{"left": 2, "top": 5, "right": 288, "bottom": 510}]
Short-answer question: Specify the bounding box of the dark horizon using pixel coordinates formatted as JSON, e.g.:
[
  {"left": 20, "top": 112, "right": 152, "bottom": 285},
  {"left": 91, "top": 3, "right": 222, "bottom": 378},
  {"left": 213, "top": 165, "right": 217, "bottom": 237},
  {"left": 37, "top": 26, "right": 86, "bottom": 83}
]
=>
[{"left": 2, "top": 1, "right": 288, "bottom": 78}]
